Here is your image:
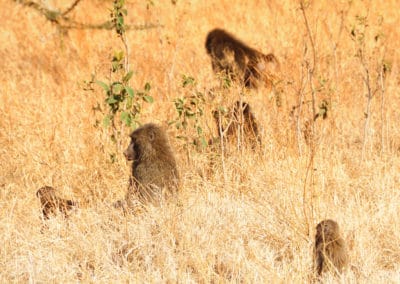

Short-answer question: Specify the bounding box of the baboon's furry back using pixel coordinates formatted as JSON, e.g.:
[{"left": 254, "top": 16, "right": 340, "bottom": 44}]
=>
[{"left": 205, "top": 28, "right": 279, "bottom": 89}]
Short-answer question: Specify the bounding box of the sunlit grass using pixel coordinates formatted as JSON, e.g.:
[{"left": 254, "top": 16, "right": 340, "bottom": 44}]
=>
[{"left": 0, "top": 0, "right": 399, "bottom": 282}]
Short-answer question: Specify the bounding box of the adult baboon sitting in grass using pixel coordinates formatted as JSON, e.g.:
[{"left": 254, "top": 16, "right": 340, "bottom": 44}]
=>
[{"left": 115, "top": 123, "right": 180, "bottom": 210}]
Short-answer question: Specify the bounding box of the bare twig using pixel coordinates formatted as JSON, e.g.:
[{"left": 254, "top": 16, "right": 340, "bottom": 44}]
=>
[
  {"left": 217, "top": 109, "right": 227, "bottom": 183},
  {"left": 300, "top": 1, "right": 317, "bottom": 123},
  {"left": 379, "top": 60, "right": 386, "bottom": 157},
  {"left": 299, "top": 0, "right": 320, "bottom": 237},
  {"left": 296, "top": 58, "right": 306, "bottom": 156},
  {"left": 14, "top": 0, "right": 162, "bottom": 31},
  {"left": 62, "top": 0, "right": 81, "bottom": 16},
  {"left": 359, "top": 50, "right": 372, "bottom": 162}
]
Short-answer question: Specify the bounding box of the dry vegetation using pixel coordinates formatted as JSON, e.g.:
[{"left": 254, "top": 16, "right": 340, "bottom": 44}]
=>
[{"left": 1, "top": 0, "right": 400, "bottom": 282}]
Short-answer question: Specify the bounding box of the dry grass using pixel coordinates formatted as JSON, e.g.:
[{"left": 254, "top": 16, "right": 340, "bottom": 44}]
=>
[{"left": 1, "top": 0, "right": 400, "bottom": 282}]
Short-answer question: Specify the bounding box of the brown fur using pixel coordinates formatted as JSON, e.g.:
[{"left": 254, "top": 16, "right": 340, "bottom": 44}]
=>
[
  {"left": 122, "top": 123, "right": 179, "bottom": 207},
  {"left": 36, "top": 186, "right": 77, "bottom": 219},
  {"left": 213, "top": 101, "right": 261, "bottom": 148},
  {"left": 314, "top": 219, "right": 348, "bottom": 276},
  {"left": 205, "top": 28, "right": 280, "bottom": 89}
]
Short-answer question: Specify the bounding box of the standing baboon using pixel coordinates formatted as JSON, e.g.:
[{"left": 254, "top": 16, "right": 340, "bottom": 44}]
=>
[
  {"left": 120, "top": 123, "right": 180, "bottom": 207},
  {"left": 314, "top": 219, "right": 348, "bottom": 277},
  {"left": 205, "top": 28, "right": 280, "bottom": 89},
  {"left": 213, "top": 101, "right": 261, "bottom": 148},
  {"left": 36, "top": 186, "right": 77, "bottom": 219}
]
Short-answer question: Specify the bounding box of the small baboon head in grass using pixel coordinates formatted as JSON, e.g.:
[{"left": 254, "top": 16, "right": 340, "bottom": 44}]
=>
[{"left": 36, "top": 186, "right": 77, "bottom": 219}]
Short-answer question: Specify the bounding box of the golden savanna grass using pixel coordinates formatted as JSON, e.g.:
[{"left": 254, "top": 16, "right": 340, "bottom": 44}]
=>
[{"left": 1, "top": 0, "right": 400, "bottom": 282}]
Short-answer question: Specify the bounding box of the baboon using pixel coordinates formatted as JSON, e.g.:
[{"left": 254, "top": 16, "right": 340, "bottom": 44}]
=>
[
  {"left": 314, "top": 219, "right": 348, "bottom": 277},
  {"left": 205, "top": 28, "right": 280, "bottom": 89},
  {"left": 213, "top": 101, "right": 261, "bottom": 148},
  {"left": 120, "top": 123, "right": 180, "bottom": 208},
  {"left": 36, "top": 186, "right": 77, "bottom": 219}
]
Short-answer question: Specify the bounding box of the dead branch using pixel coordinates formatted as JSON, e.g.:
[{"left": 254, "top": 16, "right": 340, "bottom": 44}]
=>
[{"left": 14, "top": 0, "right": 162, "bottom": 31}]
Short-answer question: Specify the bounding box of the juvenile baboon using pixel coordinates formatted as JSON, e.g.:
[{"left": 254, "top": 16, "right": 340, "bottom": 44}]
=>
[
  {"left": 205, "top": 28, "right": 280, "bottom": 89},
  {"left": 314, "top": 219, "right": 348, "bottom": 277},
  {"left": 120, "top": 123, "right": 180, "bottom": 208},
  {"left": 36, "top": 186, "right": 77, "bottom": 219},
  {"left": 213, "top": 101, "right": 261, "bottom": 149}
]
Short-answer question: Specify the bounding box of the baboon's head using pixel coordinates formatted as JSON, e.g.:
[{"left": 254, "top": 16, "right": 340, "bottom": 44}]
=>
[
  {"left": 205, "top": 34, "right": 213, "bottom": 55},
  {"left": 205, "top": 28, "right": 221, "bottom": 54},
  {"left": 316, "top": 219, "right": 340, "bottom": 241},
  {"left": 123, "top": 136, "right": 137, "bottom": 161},
  {"left": 233, "top": 101, "right": 250, "bottom": 117},
  {"left": 36, "top": 186, "right": 55, "bottom": 198},
  {"left": 212, "top": 109, "right": 221, "bottom": 120},
  {"left": 124, "top": 123, "right": 168, "bottom": 163}
]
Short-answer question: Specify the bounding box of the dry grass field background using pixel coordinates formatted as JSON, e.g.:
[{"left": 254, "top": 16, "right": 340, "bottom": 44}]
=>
[{"left": 1, "top": 0, "right": 400, "bottom": 282}]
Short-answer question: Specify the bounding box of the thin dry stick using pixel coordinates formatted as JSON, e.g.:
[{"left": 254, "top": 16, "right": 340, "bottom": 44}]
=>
[
  {"left": 360, "top": 52, "right": 372, "bottom": 162},
  {"left": 300, "top": 0, "right": 318, "bottom": 236},
  {"left": 118, "top": 5, "right": 130, "bottom": 149},
  {"left": 238, "top": 95, "right": 244, "bottom": 153},
  {"left": 122, "top": 33, "right": 130, "bottom": 74},
  {"left": 296, "top": 59, "right": 306, "bottom": 157},
  {"left": 330, "top": 3, "right": 351, "bottom": 94},
  {"left": 217, "top": 110, "right": 227, "bottom": 184},
  {"left": 15, "top": 0, "right": 162, "bottom": 31},
  {"left": 300, "top": 2, "right": 317, "bottom": 119},
  {"left": 379, "top": 62, "right": 386, "bottom": 157},
  {"left": 61, "top": 0, "right": 81, "bottom": 16}
]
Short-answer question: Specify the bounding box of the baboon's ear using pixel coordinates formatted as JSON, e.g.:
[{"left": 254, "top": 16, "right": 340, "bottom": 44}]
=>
[{"left": 149, "top": 130, "right": 155, "bottom": 141}]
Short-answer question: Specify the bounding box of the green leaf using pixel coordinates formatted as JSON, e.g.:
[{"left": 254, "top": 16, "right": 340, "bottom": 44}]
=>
[
  {"left": 106, "top": 96, "right": 118, "bottom": 104},
  {"left": 103, "top": 115, "right": 111, "bottom": 127},
  {"left": 182, "top": 75, "right": 195, "bottom": 87},
  {"left": 96, "top": 81, "right": 110, "bottom": 92},
  {"left": 126, "top": 97, "right": 132, "bottom": 109},
  {"left": 197, "top": 126, "right": 203, "bottom": 135},
  {"left": 45, "top": 10, "right": 59, "bottom": 21},
  {"left": 130, "top": 120, "right": 138, "bottom": 130},
  {"left": 112, "top": 62, "right": 121, "bottom": 72},
  {"left": 120, "top": 112, "right": 132, "bottom": 126},
  {"left": 123, "top": 71, "right": 134, "bottom": 83},
  {"left": 117, "top": 16, "right": 124, "bottom": 26},
  {"left": 144, "top": 82, "right": 151, "bottom": 92},
  {"left": 112, "top": 83, "right": 123, "bottom": 94},
  {"left": 125, "top": 86, "right": 134, "bottom": 98},
  {"left": 114, "top": 51, "right": 124, "bottom": 61},
  {"left": 185, "top": 110, "right": 195, "bottom": 117},
  {"left": 200, "top": 137, "right": 207, "bottom": 148},
  {"left": 218, "top": 106, "right": 227, "bottom": 113},
  {"left": 143, "top": 95, "right": 154, "bottom": 103}
]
